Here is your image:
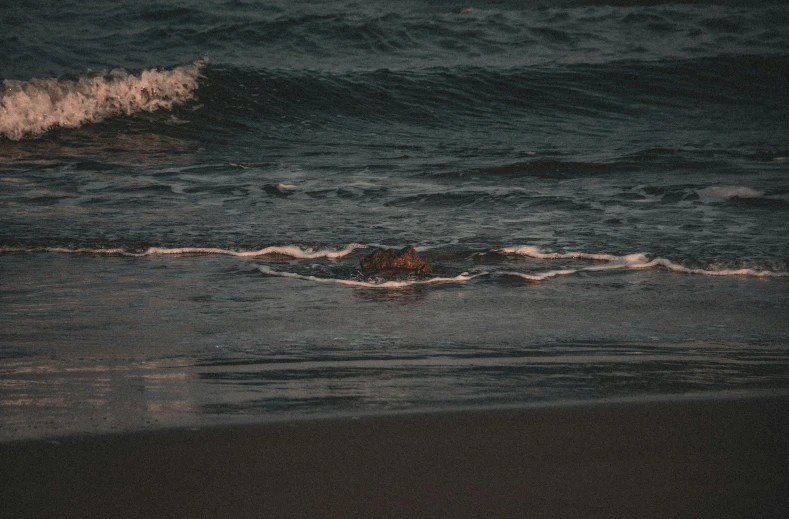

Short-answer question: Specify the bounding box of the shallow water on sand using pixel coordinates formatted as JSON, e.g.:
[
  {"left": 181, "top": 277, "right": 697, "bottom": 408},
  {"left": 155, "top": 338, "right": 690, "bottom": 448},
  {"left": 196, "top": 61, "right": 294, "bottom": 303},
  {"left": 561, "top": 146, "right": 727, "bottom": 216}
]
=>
[{"left": 2, "top": 252, "right": 788, "bottom": 440}]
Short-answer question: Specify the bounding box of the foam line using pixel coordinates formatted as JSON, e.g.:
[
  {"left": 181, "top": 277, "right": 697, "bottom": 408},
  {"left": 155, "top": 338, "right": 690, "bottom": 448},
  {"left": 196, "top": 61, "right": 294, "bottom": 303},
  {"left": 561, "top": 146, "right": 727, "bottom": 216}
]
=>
[
  {"left": 501, "top": 247, "right": 787, "bottom": 280},
  {"left": 634, "top": 257, "right": 788, "bottom": 278},
  {"left": 0, "top": 244, "right": 366, "bottom": 259},
  {"left": 497, "top": 246, "right": 628, "bottom": 262},
  {"left": 501, "top": 253, "right": 645, "bottom": 281},
  {"left": 3, "top": 244, "right": 785, "bottom": 279},
  {"left": 0, "top": 61, "right": 204, "bottom": 140},
  {"left": 503, "top": 269, "right": 580, "bottom": 281},
  {"left": 256, "top": 265, "right": 482, "bottom": 288}
]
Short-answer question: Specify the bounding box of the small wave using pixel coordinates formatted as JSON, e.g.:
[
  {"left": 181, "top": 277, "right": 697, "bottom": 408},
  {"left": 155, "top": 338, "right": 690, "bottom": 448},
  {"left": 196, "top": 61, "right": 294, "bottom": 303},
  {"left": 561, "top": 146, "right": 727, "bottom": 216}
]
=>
[
  {"left": 750, "top": 150, "right": 789, "bottom": 162},
  {"left": 263, "top": 183, "right": 297, "bottom": 197},
  {"left": 0, "top": 61, "right": 204, "bottom": 140},
  {"left": 256, "top": 265, "right": 481, "bottom": 288},
  {"left": 4, "top": 244, "right": 786, "bottom": 281},
  {"left": 694, "top": 186, "right": 789, "bottom": 206},
  {"left": 472, "top": 160, "right": 621, "bottom": 178},
  {"left": 634, "top": 258, "right": 788, "bottom": 278},
  {"left": 0, "top": 244, "right": 365, "bottom": 259},
  {"left": 498, "top": 246, "right": 638, "bottom": 263},
  {"left": 500, "top": 247, "right": 787, "bottom": 280},
  {"left": 504, "top": 269, "right": 582, "bottom": 281},
  {"left": 696, "top": 186, "right": 763, "bottom": 200}
]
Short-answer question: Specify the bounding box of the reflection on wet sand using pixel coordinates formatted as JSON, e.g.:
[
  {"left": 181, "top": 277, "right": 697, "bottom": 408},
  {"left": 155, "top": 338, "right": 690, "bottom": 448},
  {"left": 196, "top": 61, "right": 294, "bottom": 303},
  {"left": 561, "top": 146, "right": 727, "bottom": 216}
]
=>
[{"left": 0, "top": 358, "right": 200, "bottom": 441}]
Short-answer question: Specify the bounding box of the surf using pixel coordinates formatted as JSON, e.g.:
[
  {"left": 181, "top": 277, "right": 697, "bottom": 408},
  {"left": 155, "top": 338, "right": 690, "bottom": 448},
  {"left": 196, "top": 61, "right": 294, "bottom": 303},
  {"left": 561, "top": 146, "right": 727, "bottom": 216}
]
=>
[{"left": 0, "top": 61, "right": 204, "bottom": 140}]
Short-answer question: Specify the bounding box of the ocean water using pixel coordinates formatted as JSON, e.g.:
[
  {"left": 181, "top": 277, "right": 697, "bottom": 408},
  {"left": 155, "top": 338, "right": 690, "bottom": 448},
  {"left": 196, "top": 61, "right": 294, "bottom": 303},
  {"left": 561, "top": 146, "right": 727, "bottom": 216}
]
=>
[{"left": 1, "top": 0, "right": 788, "bottom": 440}]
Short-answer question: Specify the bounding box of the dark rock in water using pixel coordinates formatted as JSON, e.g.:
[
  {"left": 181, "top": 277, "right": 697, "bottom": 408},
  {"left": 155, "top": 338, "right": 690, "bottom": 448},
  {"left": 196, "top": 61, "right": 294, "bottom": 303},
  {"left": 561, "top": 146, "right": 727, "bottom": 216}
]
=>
[{"left": 360, "top": 246, "right": 433, "bottom": 274}]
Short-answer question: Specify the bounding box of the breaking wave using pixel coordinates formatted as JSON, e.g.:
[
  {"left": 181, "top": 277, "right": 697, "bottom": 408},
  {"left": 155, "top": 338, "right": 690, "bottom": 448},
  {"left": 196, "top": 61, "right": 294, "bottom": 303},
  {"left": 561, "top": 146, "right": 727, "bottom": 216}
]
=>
[{"left": 0, "top": 61, "right": 204, "bottom": 140}]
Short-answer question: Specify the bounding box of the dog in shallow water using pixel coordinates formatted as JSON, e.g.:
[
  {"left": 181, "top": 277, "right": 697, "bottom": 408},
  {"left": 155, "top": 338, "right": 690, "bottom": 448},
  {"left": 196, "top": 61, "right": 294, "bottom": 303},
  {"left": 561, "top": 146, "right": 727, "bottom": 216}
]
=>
[{"left": 359, "top": 246, "right": 433, "bottom": 275}]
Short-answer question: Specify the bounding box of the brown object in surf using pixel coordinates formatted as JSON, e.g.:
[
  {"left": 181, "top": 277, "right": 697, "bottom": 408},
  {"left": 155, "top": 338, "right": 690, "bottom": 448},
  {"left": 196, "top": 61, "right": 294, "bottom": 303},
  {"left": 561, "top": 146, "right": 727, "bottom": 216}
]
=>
[{"left": 359, "top": 246, "right": 433, "bottom": 274}]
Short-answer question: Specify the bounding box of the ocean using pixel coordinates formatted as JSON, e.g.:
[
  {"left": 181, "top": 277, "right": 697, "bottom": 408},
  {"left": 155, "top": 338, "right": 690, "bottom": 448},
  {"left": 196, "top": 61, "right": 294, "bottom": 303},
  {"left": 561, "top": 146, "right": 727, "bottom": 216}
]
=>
[{"left": 1, "top": 0, "right": 788, "bottom": 440}]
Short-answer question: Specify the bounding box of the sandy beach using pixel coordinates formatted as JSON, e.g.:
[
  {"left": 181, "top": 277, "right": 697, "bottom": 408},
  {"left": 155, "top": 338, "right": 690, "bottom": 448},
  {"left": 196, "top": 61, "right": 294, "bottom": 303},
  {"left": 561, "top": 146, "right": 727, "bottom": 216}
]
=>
[{"left": 2, "top": 393, "right": 787, "bottom": 518}]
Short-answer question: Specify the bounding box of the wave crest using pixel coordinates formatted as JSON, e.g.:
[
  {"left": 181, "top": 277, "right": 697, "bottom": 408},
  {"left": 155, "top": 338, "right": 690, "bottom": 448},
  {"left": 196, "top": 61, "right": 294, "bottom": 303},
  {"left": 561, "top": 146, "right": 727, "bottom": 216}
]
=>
[{"left": 0, "top": 61, "right": 204, "bottom": 140}]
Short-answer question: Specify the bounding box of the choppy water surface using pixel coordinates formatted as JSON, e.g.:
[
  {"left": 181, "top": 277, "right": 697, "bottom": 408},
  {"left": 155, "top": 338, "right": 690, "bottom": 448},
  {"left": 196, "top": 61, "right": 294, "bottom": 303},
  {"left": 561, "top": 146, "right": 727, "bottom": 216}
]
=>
[{"left": 1, "top": 0, "right": 788, "bottom": 440}]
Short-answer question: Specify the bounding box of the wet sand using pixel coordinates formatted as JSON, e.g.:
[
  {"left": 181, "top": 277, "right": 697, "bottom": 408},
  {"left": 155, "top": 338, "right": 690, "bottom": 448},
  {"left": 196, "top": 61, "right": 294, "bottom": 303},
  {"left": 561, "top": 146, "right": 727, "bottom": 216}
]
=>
[{"left": 2, "top": 394, "right": 788, "bottom": 518}]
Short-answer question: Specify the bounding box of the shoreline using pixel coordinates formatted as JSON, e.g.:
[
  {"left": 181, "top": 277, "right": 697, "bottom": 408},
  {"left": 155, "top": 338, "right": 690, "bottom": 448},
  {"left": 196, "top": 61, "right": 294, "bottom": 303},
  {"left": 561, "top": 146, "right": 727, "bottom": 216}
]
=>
[
  {"left": 4, "top": 389, "right": 788, "bottom": 444},
  {"left": 2, "top": 393, "right": 788, "bottom": 518}
]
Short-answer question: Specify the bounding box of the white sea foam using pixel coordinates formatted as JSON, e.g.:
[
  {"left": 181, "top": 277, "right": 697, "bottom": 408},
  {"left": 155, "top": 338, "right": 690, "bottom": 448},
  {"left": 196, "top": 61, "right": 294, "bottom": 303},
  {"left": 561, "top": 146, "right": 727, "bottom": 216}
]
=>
[
  {"left": 2, "top": 244, "right": 785, "bottom": 281},
  {"left": 632, "top": 257, "right": 787, "bottom": 278},
  {"left": 503, "top": 269, "right": 580, "bottom": 281},
  {"left": 256, "top": 265, "right": 482, "bottom": 288},
  {"left": 501, "top": 247, "right": 787, "bottom": 280},
  {"left": 498, "top": 246, "right": 628, "bottom": 262},
  {"left": 0, "top": 61, "right": 204, "bottom": 140},
  {"left": 0, "top": 244, "right": 365, "bottom": 259}
]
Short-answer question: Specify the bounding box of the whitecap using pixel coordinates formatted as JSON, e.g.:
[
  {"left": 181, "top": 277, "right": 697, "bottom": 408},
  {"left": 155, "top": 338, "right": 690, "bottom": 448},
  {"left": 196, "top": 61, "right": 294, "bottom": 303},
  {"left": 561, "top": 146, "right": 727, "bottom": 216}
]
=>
[{"left": 0, "top": 60, "right": 204, "bottom": 140}]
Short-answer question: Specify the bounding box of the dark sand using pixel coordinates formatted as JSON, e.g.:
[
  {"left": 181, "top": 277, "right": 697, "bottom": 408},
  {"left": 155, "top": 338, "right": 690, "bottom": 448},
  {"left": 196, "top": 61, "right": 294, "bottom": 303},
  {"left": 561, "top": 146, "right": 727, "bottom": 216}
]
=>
[{"left": 2, "top": 394, "right": 788, "bottom": 518}]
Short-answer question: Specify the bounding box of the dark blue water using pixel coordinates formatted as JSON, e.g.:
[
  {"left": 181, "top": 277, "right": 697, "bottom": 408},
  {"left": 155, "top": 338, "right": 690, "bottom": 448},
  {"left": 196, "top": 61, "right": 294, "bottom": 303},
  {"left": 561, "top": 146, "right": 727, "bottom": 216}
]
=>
[{"left": 1, "top": 0, "right": 788, "bottom": 440}]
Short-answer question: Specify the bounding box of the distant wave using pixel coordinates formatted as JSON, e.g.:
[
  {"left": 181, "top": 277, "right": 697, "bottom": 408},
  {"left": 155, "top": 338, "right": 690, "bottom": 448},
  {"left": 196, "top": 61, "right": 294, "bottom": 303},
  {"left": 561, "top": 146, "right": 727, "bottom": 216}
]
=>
[
  {"left": 99, "top": 3, "right": 789, "bottom": 71},
  {"left": 697, "top": 186, "right": 763, "bottom": 200},
  {"left": 195, "top": 54, "right": 789, "bottom": 137},
  {"left": 0, "top": 61, "right": 203, "bottom": 140},
  {"left": 695, "top": 186, "right": 789, "bottom": 204}
]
